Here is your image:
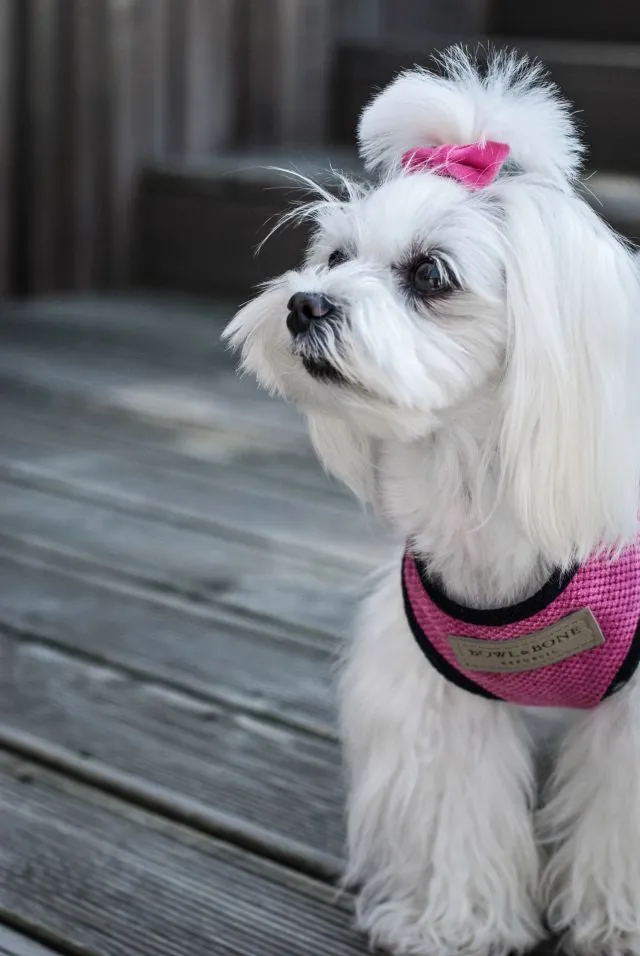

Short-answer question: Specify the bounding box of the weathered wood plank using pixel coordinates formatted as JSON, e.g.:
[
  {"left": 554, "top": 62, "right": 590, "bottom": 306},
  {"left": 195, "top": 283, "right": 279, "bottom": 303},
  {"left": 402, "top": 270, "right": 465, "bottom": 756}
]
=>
[
  {"left": 0, "top": 394, "right": 347, "bottom": 504},
  {"left": 0, "top": 389, "right": 350, "bottom": 515},
  {"left": 0, "top": 482, "right": 359, "bottom": 642},
  {"left": 0, "top": 550, "right": 338, "bottom": 734},
  {"left": 0, "top": 298, "right": 380, "bottom": 630},
  {"left": 0, "top": 296, "right": 305, "bottom": 433},
  {"left": 0, "top": 335, "right": 303, "bottom": 435},
  {"left": 0, "top": 752, "right": 367, "bottom": 955},
  {"left": 0, "top": 444, "right": 383, "bottom": 569},
  {"left": 0, "top": 633, "right": 345, "bottom": 868},
  {"left": 0, "top": 926, "right": 60, "bottom": 956}
]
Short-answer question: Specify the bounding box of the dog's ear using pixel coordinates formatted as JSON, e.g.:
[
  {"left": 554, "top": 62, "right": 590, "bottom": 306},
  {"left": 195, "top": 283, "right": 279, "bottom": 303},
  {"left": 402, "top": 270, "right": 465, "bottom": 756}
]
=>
[
  {"left": 358, "top": 47, "right": 583, "bottom": 186},
  {"left": 306, "top": 412, "right": 372, "bottom": 501},
  {"left": 498, "top": 184, "right": 640, "bottom": 564}
]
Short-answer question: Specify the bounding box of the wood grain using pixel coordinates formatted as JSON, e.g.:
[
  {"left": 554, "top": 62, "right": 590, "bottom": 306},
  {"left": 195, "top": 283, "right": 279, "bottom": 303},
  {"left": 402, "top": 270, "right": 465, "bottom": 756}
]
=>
[
  {"left": 0, "top": 481, "right": 359, "bottom": 642},
  {"left": 0, "top": 450, "right": 382, "bottom": 570},
  {"left": 0, "top": 292, "right": 564, "bottom": 955},
  {"left": 0, "top": 926, "right": 60, "bottom": 956},
  {"left": 0, "top": 752, "right": 367, "bottom": 956},
  {"left": 0, "top": 631, "right": 345, "bottom": 870},
  {"left": 0, "top": 549, "right": 339, "bottom": 735},
  {"left": 0, "top": 294, "right": 381, "bottom": 954},
  {"left": 0, "top": 296, "right": 305, "bottom": 436},
  {"left": 0, "top": 394, "right": 346, "bottom": 505},
  {"left": 0, "top": 329, "right": 305, "bottom": 436}
]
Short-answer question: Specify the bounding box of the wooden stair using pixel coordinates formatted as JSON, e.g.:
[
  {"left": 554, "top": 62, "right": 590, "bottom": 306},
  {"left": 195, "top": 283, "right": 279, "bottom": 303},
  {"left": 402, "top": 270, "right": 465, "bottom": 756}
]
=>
[{"left": 135, "top": 36, "right": 640, "bottom": 298}]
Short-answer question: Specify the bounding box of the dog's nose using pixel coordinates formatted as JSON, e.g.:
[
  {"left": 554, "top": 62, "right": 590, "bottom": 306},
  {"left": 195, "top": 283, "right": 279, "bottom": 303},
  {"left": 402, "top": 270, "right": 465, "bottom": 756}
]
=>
[{"left": 286, "top": 292, "right": 334, "bottom": 336}]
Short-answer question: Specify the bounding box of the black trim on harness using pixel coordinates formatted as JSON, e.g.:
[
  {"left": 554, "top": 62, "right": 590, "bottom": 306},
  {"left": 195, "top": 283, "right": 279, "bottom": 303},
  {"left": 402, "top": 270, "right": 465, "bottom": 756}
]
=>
[
  {"left": 604, "top": 620, "right": 640, "bottom": 698},
  {"left": 413, "top": 554, "right": 579, "bottom": 628},
  {"left": 401, "top": 563, "right": 500, "bottom": 701}
]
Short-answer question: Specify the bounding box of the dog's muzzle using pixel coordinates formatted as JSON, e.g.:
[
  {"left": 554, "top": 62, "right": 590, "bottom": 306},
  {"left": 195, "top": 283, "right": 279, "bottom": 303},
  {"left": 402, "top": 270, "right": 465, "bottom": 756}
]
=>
[
  {"left": 286, "top": 292, "right": 347, "bottom": 384},
  {"left": 286, "top": 292, "right": 335, "bottom": 337}
]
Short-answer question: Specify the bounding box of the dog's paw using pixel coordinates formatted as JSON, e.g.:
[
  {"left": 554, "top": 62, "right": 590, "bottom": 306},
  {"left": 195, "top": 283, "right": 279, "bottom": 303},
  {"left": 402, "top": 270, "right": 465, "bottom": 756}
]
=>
[
  {"left": 546, "top": 885, "right": 640, "bottom": 956},
  {"left": 544, "top": 846, "right": 640, "bottom": 956},
  {"left": 356, "top": 896, "right": 543, "bottom": 956}
]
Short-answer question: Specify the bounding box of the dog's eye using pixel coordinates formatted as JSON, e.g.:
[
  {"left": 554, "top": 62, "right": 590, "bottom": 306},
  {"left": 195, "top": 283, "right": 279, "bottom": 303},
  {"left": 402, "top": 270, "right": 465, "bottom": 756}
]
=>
[
  {"left": 328, "top": 249, "right": 348, "bottom": 269},
  {"left": 411, "top": 256, "right": 449, "bottom": 295}
]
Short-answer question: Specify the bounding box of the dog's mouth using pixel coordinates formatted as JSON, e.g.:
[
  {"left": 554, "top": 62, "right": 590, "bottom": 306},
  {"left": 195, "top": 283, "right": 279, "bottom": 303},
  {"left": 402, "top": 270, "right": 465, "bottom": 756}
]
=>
[{"left": 301, "top": 355, "right": 348, "bottom": 385}]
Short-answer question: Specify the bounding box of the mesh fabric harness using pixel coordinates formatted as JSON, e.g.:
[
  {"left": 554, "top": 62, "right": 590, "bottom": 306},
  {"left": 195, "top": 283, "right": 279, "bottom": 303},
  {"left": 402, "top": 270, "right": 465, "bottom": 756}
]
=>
[{"left": 402, "top": 542, "right": 640, "bottom": 708}]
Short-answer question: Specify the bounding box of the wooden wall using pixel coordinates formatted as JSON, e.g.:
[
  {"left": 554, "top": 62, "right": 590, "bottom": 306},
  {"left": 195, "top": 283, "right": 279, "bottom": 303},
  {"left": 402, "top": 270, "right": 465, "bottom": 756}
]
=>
[
  {"left": 4, "top": 0, "right": 236, "bottom": 295},
  {"left": 0, "top": 0, "right": 489, "bottom": 297},
  {"left": 0, "top": 0, "right": 346, "bottom": 296},
  {"left": 234, "top": 0, "right": 332, "bottom": 148},
  {"left": 0, "top": 0, "right": 15, "bottom": 296}
]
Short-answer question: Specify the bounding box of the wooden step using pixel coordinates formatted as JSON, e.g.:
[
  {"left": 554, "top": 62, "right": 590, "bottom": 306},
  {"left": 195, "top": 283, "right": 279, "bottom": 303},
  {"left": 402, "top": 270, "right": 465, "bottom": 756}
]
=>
[
  {"left": 489, "top": 0, "right": 640, "bottom": 44},
  {"left": 135, "top": 151, "right": 361, "bottom": 297},
  {"left": 136, "top": 151, "right": 640, "bottom": 296}
]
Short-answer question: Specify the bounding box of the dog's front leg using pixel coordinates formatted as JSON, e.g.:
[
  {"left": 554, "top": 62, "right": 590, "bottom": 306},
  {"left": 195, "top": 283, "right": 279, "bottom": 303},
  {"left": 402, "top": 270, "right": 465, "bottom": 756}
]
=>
[
  {"left": 339, "top": 567, "right": 543, "bottom": 956},
  {"left": 540, "top": 677, "right": 640, "bottom": 956}
]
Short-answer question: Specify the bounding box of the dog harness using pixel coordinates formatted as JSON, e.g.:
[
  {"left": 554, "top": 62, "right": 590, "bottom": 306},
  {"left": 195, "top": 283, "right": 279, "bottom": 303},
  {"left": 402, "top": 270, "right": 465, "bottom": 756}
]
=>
[{"left": 402, "top": 543, "right": 640, "bottom": 708}]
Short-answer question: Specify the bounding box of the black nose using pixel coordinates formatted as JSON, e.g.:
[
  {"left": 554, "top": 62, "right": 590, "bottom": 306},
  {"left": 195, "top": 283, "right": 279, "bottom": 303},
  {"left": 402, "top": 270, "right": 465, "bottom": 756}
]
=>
[{"left": 286, "top": 292, "right": 334, "bottom": 336}]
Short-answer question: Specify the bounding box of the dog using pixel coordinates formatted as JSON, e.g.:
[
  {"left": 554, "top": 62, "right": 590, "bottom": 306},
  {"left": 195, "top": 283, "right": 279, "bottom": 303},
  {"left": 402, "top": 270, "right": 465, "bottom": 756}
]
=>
[{"left": 224, "top": 48, "right": 640, "bottom": 956}]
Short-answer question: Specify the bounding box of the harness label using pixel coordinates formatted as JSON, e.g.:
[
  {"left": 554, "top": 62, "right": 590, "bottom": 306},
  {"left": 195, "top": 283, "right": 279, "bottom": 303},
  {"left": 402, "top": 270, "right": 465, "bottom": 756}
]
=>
[{"left": 448, "top": 607, "right": 605, "bottom": 673}]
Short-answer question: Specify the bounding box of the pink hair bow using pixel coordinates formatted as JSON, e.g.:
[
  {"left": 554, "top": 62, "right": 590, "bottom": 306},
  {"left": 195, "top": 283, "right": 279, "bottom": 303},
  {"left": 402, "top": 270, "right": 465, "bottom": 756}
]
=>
[{"left": 401, "top": 141, "right": 510, "bottom": 190}]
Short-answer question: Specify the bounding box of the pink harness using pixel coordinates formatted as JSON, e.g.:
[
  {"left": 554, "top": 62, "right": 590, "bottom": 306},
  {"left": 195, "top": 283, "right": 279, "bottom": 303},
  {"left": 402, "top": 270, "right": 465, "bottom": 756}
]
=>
[
  {"left": 402, "top": 544, "right": 640, "bottom": 709},
  {"left": 396, "top": 139, "right": 640, "bottom": 708}
]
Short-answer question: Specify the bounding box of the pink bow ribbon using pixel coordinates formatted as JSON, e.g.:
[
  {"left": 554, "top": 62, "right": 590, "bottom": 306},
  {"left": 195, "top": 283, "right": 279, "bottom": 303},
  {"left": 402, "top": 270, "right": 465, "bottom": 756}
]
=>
[{"left": 401, "top": 141, "right": 510, "bottom": 190}]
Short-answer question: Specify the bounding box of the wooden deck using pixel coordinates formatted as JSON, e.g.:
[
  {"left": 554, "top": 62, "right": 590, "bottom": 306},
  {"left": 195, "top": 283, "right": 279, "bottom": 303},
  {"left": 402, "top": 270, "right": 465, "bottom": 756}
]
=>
[{"left": 0, "top": 295, "right": 391, "bottom": 955}]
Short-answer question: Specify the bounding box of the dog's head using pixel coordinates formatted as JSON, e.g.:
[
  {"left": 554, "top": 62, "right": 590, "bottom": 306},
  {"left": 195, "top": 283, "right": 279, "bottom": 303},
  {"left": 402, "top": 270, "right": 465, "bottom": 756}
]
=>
[{"left": 225, "top": 48, "right": 640, "bottom": 563}]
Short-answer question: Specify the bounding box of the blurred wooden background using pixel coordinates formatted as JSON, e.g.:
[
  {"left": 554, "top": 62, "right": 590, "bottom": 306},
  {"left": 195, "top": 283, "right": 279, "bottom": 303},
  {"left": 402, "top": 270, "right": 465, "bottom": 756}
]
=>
[
  {"left": 1, "top": 0, "right": 639, "bottom": 299},
  {"left": 1, "top": 0, "right": 236, "bottom": 293}
]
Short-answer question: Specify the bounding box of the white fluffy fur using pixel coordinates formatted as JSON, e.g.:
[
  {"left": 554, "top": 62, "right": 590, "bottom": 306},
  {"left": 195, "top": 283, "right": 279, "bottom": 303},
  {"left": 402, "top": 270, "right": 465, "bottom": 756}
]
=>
[
  {"left": 359, "top": 48, "right": 584, "bottom": 185},
  {"left": 225, "top": 47, "right": 640, "bottom": 956}
]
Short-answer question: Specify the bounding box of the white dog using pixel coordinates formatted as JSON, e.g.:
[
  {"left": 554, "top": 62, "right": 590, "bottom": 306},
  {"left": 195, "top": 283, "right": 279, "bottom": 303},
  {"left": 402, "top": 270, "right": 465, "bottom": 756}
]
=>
[{"left": 225, "top": 48, "right": 640, "bottom": 956}]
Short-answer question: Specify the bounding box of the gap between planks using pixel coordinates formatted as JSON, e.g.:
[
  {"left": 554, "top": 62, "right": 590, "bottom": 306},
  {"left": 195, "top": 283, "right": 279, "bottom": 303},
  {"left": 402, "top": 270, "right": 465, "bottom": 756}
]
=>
[
  {"left": 0, "top": 404, "right": 377, "bottom": 637},
  {"left": 0, "top": 541, "right": 338, "bottom": 658},
  {"left": 0, "top": 924, "right": 67, "bottom": 956},
  {"left": 0, "top": 459, "right": 382, "bottom": 574},
  {"left": 0, "top": 547, "right": 339, "bottom": 740},
  {"left": 0, "top": 393, "right": 347, "bottom": 505},
  {"left": 0, "top": 725, "right": 342, "bottom": 883},
  {"left": 0, "top": 750, "right": 368, "bottom": 956},
  {"left": 0, "top": 525, "right": 349, "bottom": 648},
  {"left": 0, "top": 628, "right": 346, "bottom": 870}
]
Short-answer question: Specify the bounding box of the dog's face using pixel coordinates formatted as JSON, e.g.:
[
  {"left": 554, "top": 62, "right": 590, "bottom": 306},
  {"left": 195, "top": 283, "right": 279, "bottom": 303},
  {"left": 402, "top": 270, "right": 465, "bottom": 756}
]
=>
[
  {"left": 227, "top": 173, "right": 505, "bottom": 441},
  {"left": 225, "top": 49, "right": 640, "bottom": 561}
]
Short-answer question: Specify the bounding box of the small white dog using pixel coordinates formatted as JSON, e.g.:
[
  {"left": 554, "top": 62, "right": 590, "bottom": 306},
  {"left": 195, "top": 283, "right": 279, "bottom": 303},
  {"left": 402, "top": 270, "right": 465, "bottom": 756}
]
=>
[{"left": 225, "top": 48, "right": 640, "bottom": 956}]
